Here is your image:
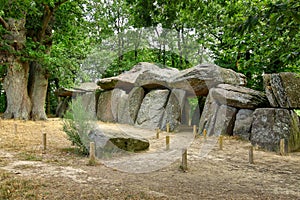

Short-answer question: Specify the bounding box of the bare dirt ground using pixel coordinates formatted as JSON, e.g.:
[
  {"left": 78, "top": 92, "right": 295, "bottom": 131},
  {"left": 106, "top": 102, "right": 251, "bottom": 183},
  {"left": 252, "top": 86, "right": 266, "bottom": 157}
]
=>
[{"left": 0, "top": 118, "right": 299, "bottom": 199}]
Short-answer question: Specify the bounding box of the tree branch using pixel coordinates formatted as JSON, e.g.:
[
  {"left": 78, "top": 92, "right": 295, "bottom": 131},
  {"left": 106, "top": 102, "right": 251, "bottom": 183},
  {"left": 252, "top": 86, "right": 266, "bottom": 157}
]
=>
[
  {"left": 54, "top": 0, "right": 69, "bottom": 10},
  {"left": 38, "top": 5, "right": 54, "bottom": 42},
  {"left": 0, "top": 16, "right": 9, "bottom": 30}
]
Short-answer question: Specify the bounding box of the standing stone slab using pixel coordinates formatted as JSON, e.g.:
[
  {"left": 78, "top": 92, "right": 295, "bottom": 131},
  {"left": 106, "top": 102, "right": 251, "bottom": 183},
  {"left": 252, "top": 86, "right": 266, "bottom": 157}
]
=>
[
  {"left": 233, "top": 109, "right": 254, "bottom": 140},
  {"left": 251, "top": 108, "right": 300, "bottom": 152},
  {"left": 117, "top": 87, "right": 144, "bottom": 125},
  {"left": 128, "top": 87, "right": 145, "bottom": 123},
  {"left": 97, "top": 90, "right": 114, "bottom": 122},
  {"left": 135, "top": 89, "right": 169, "bottom": 129},
  {"left": 81, "top": 92, "right": 97, "bottom": 118},
  {"left": 160, "top": 90, "right": 183, "bottom": 131},
  {"left": 117, "top": 93, "right": 131, "bottom": 124},
  {"left": 214, "top": 105, "right": 237, "bottom": 136},
  {"left": 198, "top": 93, "right": 220, "bottom": 136},
  {"left": 111, "top": 88, "right": 127, "bottom": 121},
  {"left": 270, "top": 74, "right": 289, "bottom": 108},
  {"left": 263, "top": 74, "right": 279, "bottom": 107}
]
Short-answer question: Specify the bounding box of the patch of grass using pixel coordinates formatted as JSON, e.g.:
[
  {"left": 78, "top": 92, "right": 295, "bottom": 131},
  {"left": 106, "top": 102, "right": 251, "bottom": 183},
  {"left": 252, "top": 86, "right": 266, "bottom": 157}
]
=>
[
  {"left": 0, "top": 170, "right": 39, "bottom": 199},
  {"left": 60, "top": 147, "right": 88, "bottom": 157},
  {"left": 17, "top": 152, "right": 42, "bottom": 161}
]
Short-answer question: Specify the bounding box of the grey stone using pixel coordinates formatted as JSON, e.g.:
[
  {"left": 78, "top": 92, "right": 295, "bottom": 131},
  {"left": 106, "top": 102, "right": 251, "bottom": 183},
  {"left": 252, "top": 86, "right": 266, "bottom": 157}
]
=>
[
  {"left": 98, "top": 62, "right": 247, "bottom": 97},
  {"left": 270, "top": 74, "right": 289, "bottom": 108},
  {"left": 280, "top": 72, "right": 300, "bottom": 108},
  {"left": 160, "top": 90, "right": 183, "bottom": 131},
  {"left": 135, "top": 89, "right": 169, "bottom": 129},
  {"left": 263, "top": 74, "right": 279, "bottom": 107},
  {"left": 111, "top": 88, "right": 127, "bottom": 121},
  {"left": 128, "top": 87, "right": 145, "bottom": 123},
  {"left": 98, "top": 62, "right": 179, "bottom": 90},
  {"left": 210, "top": 84, "right": 268, "bottom": 109},
  {"left": 264, "top": 73, "right": 300, "bottom": 109},
  {"left": 198, "top": 93, "right": 220, "bottom": 136},
  {"left": 80, "top": 92, "right": 97, "bottom": 118},
  {"left": 117, "top": 87, "right": 145, "bottom": 125},
  {"left": 97, "top": 90, "right": 114, "bottom": 122},
  {"left": 251, "top": 108, "right": 300, "bottom": 152},
  {"left": 214, "top": 105, "right": 237, "bottom": 136},
  {"left": 171, "top": 64, "right": 247, "bottom": 96},
  {"left": 87, "top": 126, "right": 150, "bottom": 158},
  {"left": 233, "top": 109, "right": 254, "bottom": 140}
]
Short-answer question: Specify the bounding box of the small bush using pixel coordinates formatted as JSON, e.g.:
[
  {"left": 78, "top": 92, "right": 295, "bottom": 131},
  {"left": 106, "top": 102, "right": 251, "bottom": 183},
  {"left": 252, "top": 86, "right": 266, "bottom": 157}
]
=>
[{"left": 62, "top": 96, "right": 95, "bottom": 155}]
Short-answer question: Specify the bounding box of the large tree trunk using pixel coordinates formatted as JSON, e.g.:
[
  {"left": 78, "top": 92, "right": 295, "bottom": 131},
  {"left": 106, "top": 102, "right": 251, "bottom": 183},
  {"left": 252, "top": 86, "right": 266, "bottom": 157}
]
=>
[
  {"left": 1, "top": 18, "right": 31, "bottom": 119},
  {"left": 3, "top": 60, "right": 31, "bottom": 120},
  {"left": 28, "top": 62, "right": 48, "bottom": 120}
]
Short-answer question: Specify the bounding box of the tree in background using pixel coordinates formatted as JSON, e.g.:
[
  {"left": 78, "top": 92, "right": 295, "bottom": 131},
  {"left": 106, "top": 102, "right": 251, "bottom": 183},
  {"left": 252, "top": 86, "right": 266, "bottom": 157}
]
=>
[
  {"left": 0, "top": 0, "right": 91, "bottom": 119},
  {"left": 0, "top": 0, "right": 299, "bottom": 118}
]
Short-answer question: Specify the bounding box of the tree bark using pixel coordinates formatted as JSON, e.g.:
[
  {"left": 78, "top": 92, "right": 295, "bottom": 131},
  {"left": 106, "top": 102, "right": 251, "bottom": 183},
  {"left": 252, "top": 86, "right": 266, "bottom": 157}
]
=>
[
  {"left": 1, "top": 18, "right": 31, "bottom": 120},
  {"left": 28, "top": 62, "right": 48, "bottom": 120},
  {"left": 3, "top": 60, "right": 31, "bottom": 120}
]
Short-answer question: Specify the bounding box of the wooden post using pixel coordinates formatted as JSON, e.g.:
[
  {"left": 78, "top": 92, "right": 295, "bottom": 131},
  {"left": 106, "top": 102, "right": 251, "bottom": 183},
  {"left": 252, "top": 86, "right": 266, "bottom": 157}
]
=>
[
  {"left": 181, "top": 148, "right": 188, "bottom": 172},
  {"left": 280, "top": 139, "right": 286, "bottom": 156},
  {"left": 88, "top": 142, "right": 96, "bottom": 165},
  {"left": 166, "top": 136, "right": 170, "bottom": 150},
  {"left": 193, "top": 125, "right": 197, "bottom": 135},
  {"left": 219, "top": 135, "right": 223, "bottom": 150},
  {"left": 42, "top": 132, "right": 47, "bottom": 154},
  {"left": 166, "top": 123, "right": 170, "bottom": 133},
  {"left": 14, "top": 123, "right": 17, "bottom": 134},
  {"left": 156, "top": 128, "right": 160, "bottom": 139},
  {"left": 203, "top": 129, "right": 207, "bottom": 140},
  {"left": 249, "top": 146, "right": 254, "bottom": 164}
]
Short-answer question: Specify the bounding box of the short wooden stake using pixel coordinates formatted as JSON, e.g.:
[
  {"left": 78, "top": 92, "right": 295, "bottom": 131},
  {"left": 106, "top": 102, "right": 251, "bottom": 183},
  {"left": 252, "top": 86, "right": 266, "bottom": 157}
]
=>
[
  {"left": 166, "top": 123, "right": 170, "bottom": 133},
  {"left": 181, "top": 148, "right": 188, "bottom": 171},
  {"left": 249, "top": 146, "right": 254, "bottom": 164},
  {"left": 166, "top": 136, "right": 170, "bottom": 150},
  {"left": 88, "top": 142, "right": 96, "bottom": 165},
  {"left": 156, "top": 128, "right": 160, "bottom": 139},
  {"left": 14, "top": 123, "right": 17, "bottom": 134},
  {"left": 280, "top": 139, "right": 286, "bottom": 156},
  {"left": 193, "top": 125, "right": 197, "bottom": 135},
  {"left": 203, "top": 129, "right": 207, "bottom": 140},
  {"left": 219, "top": 135, "right": 223, "bottom": 150},
  {"left": 42, "top": 132, "right": 47, "bottom": 154}
]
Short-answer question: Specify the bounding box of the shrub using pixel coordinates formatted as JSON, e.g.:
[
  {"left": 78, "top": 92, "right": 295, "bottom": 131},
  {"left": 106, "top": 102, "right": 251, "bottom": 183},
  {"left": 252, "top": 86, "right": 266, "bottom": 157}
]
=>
[{"left": 62, "top": 96, "right": 95, "bottom": 155}]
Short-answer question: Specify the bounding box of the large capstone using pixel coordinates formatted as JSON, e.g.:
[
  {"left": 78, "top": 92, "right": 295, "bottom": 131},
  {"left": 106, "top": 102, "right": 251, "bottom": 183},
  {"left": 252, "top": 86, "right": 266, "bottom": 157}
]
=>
[
  {"left": 210, "top": 84, "right": 268, "bottom": 109},
  {"left": 251, "top": 108, "right": 300, "bottom": 152}
]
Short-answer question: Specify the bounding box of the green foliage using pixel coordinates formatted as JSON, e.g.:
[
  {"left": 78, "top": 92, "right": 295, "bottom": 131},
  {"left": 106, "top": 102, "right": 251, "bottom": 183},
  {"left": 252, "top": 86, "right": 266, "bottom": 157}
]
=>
[
  {"left": 62, "top": 96, "right": 95, "bottom": 155},
  {"left": 295, "top": 110, "right": 300, "bottom": 117}
]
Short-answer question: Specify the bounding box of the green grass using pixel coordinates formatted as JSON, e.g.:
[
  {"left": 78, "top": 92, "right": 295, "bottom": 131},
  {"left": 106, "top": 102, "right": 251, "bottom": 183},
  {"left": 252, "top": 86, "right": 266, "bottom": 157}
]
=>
[{"left": 17, "top": 152, "right": 42, "bottom": 161}]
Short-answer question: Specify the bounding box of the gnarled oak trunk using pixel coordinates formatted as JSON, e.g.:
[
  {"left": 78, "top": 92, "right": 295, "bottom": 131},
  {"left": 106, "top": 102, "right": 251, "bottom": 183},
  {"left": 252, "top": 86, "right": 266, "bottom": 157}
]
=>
[
  {"left": 1, "top": 18, "right": 31, "bottom": 120},
  {"left": 3, "top": 60, "right": 31, "bottom": 120},
  {"left": 28, "top": 62, "right": 48, "bottom": 120}
]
